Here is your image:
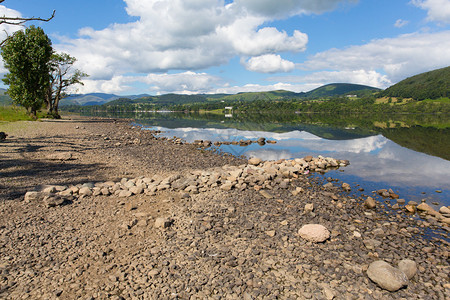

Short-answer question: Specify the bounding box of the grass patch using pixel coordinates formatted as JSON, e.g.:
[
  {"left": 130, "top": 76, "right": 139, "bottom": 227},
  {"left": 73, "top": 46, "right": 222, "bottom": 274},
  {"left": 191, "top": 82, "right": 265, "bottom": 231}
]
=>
[{"left": 0, "top": 105, "right": 46, "bottom": 122}]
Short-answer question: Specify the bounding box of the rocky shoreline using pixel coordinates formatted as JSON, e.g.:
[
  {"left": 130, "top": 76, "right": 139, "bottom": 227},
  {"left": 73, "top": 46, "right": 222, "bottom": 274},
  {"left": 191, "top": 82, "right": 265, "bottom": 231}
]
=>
[{"left": 0, "top": 116, "right": 449, "bottom": 299}]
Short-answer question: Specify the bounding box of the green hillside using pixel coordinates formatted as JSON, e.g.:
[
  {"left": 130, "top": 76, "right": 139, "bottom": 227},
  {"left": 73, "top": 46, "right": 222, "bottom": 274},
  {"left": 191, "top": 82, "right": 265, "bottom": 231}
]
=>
[
  {"left": 0, "top": 88, "right": 12, "bottom": 106},
  {"left": 213, "top": 90, "right": 305, "bottom": 102},
  {"left": 382, "top": 66, "right": 450, "bottom": 100},
  {"left": 304, "top": 83, "right": 380, "bottom": 98}
]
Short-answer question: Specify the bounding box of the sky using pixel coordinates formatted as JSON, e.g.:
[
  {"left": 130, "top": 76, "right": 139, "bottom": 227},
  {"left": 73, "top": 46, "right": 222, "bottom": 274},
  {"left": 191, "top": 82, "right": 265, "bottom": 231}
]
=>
[{"left": 1, "top": 0, "right": 450, "bottom": 96}]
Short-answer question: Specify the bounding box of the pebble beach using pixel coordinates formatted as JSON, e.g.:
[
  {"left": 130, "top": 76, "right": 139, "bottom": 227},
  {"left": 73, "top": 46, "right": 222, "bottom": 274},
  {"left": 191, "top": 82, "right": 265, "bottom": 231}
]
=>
[{"left": 0, "top": 116, "right": 449, "bottom": 299}]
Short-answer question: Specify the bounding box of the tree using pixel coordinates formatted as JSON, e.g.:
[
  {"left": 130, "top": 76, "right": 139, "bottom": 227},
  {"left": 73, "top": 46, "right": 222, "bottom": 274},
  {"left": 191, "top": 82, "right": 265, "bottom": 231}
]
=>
[
  {"left": 0, "top": 0, "right": 55, "bottom": 47},
  {"left": 1, "top": 25, "right": 53, "bottom": 117},
  {"left": 46, "top": 53, "right": 87, "bottom": 118}
]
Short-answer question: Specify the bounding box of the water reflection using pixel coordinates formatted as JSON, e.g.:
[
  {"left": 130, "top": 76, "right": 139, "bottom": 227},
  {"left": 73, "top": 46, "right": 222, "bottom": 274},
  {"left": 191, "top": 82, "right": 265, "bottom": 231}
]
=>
[{"left": 141, "top": 124, "right": 450, "bottom": 206}]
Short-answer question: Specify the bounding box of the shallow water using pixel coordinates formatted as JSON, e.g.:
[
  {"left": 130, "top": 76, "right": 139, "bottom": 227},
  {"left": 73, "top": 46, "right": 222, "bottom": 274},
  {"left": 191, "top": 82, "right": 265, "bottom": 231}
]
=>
[
  {"left": 80, "top": 110, "right": 450, "bottom": 207},
  {"left": 139, "top": 124, "right": 450, "bottom": 207}
]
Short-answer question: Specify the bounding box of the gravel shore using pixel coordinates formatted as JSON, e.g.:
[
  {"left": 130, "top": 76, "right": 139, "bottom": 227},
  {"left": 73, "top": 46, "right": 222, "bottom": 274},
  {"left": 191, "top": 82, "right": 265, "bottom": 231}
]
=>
[{"left": 0, "top": 116, "right": 448, "bottom": 299}]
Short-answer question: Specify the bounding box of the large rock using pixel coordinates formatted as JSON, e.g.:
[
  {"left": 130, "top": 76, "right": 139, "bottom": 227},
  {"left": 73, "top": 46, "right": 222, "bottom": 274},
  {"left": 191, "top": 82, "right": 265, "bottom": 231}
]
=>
[
  {"left": 398, "top": 259, "right": 417, "bottom": 280},
  {"left": 298, "top": 224, "right": 330, "bottom": 243},
  {"left": 367, "top": 260, "right": 408, "bottom": 292}
]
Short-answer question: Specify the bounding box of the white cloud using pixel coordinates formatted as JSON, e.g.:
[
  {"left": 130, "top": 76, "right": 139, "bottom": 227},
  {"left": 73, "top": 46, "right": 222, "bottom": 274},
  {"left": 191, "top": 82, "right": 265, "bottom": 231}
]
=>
[
  {"left": 0, "top": 5, "right": 23, "bottom": 43},
  {"left": 394, "top": 19, "right": 409, "bottom": 28},
  {"left": 411, "top": 0, "right": 450, "bottom": 24},
  {"left": 269, "top": 70, "right": 391, "bottom": 88},
  {"left": 57, "top": 0, "right": 315, "bottom": 80},
  {"left": 300, "top": 31, "right": 450, "bottom": 83},
  {"left": 235, "top": 0, "right": 359, "bottom": 18},
  {"left": 140, "top": 71, "right": 222, "bottom": 94},
  {"left": 243, "top": 54, "right": 296, "bottom": 73}
]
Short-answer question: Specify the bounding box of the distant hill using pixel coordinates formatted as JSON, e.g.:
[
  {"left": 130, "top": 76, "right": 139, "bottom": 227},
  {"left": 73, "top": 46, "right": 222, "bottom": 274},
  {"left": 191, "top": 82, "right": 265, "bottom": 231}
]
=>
[
  {"left": 0, "top": 88, "right": 12, "bottom": 106},
  {"left": 304, "top": 83, "right": 381, "bottom": 98},
  {"left": 382, "top": 66, "right": 450, "bottom": 100},
  {"left": 60, "top": 83, "right": 381, "bottom": 108},
  {"left": 214, "top": 90, "right": 305, "bottom": 102},
  {"left": 60, "top": 93, "right": 150, "bottom": 106}
]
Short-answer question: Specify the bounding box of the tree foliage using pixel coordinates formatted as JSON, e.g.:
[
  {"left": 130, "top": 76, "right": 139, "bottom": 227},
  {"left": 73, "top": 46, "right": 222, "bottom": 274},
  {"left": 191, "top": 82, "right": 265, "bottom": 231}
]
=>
[
  {"left": 46, "top": 53, "right": 88, "bottom": 118},
  {"left": 1, "top": 25, "right": 53, "bottom": 117},
  {"left": 382, "top": 66, "right": 450, "bottom": 100}
]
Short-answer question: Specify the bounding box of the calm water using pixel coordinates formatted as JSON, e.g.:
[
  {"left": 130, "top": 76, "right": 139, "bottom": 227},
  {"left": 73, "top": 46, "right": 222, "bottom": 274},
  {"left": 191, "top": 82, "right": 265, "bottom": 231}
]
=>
[{"left": 87, "top": 111, "right": 450, "bottom": 207}]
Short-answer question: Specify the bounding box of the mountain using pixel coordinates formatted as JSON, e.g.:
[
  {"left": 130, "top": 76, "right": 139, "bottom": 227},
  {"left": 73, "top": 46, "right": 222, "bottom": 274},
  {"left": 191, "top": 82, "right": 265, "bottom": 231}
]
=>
[
  {"left": 0, "top": 88, "right": 12, "bottom": 106},
  {"left": 382, "top": 66, "right": 450, "bottom": 100},
  {"left": 304, "top": 83, "right": 381, "bottom": 98},
  {"left": 60, "top": 83, "right": 380, "bottom": 107},
  {"left": 60, "top": 93, "right": 150, "bottom": 106}
]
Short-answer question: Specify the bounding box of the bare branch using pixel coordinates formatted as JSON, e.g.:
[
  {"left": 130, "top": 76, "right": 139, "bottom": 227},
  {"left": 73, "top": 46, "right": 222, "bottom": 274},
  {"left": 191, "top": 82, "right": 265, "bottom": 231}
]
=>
[{"left": 0, "top": 10, "right": 55, "bottom": 26}]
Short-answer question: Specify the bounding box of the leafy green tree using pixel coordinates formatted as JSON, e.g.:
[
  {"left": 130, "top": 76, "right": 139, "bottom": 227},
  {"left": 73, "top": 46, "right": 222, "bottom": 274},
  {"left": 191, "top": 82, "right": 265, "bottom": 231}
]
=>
[
  {"left": 46, "top": 52, "right": 88, "bottom": 118},
  {"left": 1, "top": 26, "right": 53, "bottom": 117}
]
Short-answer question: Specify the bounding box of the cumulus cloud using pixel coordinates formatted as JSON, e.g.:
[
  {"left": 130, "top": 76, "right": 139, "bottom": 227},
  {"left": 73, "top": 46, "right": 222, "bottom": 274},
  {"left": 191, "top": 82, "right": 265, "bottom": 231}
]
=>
[
  {"left": 235, "top": 0, "right": 359, "bottom": 18},
  {"left": 57, "top": 0, "right": 317, "bottom": 81},
  {"left": 300, "top": 31, "right": 450, "bottom": 83},
  {"left": 394, "top": 19, "right": 409, "bottom": 28},
  {"left": 411, "top": 0, "right": 450, "bottom": 24},
  {"left": 139, "top": 72, "right": 222, "bottom": 94},
  {"left": 243, "top": 54, "right": 296, "bottom": 73},
  {"left": 0, "top": 5, "right": 22, "bottom": 45},
  {"left": 269, "top": 70, "right": 391, "bottom": 88}
]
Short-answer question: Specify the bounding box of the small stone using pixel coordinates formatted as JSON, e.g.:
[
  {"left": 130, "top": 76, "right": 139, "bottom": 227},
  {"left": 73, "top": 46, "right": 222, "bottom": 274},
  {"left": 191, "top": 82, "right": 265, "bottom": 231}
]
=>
[
  {"left": 125, "top": 201, "right": 137, "bottom": 211},
  {"left": 78, "top": 187, "right": 92, "bottom": 196},
  {"left": 248, "top": 157, "right": 262, "bottom": 166},
  {"left": 24, "top": 191, "right": 43, "bottom": 202},
  {"left": 364, "top": 197, "right": 376, "bottom": 209},
  {"left": 405, "top": 204, "right": 416, "bottom": 213},
  {"left": 341, "top": 183, "right": 351, "bottom": 191},
  {"left": 298, "top": 224, "right": 330, "bottom": 243},
  {"left": 259, "top": 190, "right": 273, "bottom": 199},
  {"left": 398, "top": 259, "right": 417, "bottom": 280},
  {"left": 265, "top": 230, "right": 276, "bottom": 237},
  {"left": 119, "top": 190, "right": 132, "bottom": 197},
  {"left": 155, "top": 217, "right": 172, "bottom": 229},
  {"left": 367, "top": 260, "right": 408, "bottom": 292},
  {"left": 47, "top": 152, "right": 73, "bottom": 161},
  {"left": 439, "top": 206, "right": 450, "bottom": 215},
  {"left": 304, "top": 203, "right": 314, "bottom": 213}
]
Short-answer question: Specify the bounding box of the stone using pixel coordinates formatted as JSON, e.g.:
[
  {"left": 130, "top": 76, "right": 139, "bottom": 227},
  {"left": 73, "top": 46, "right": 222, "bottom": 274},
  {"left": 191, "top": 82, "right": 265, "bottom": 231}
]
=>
[
  {"left": 364, "top": 197, "right": 376, "bottom": 209},
  {"left": 439, "top": 206, "right": 450, "bottom": 215},
  {"left": 78, "top": 187, "right": 92, "bottom": 196},
  {"left": 259, "top": 190, "right": 273, "bottom": 199},
  {"left": 119, "top": 190, "right": 133, "bottom": 198},
  {"left": 398, "top": 259, "right": 417, "bottom": 280},
  {"left": 265, "top": 230, "right": 276, "bottom": 237},
  {"left": 129, "top": 186, "right": 144, "bottom": 195},
  {"left": 405, "top": 204, "right": 416, "bottom": 213},
  {"left": 24, "top": 191, "right": 44, "bottom": 202},
  {"left": 367, "top": 260, "right": 408, "bottom": 292},
  {"left": 125, "top": 201, "right": 137, "bottom": 211},
  {"left": 363, "top": 239, "right": 381, "bottom": 250},
  {"left": 0, "top": 132, "right": 7, "bottom": 140},
  {"left": 46, "top": 152, "right": 73, "bottom": 161},
  {"left": 341, "top": 183, "right": 351, "bottom": 191},
  {"left": 304, "top": 203, "right": 314, "bottom": 213},
  {"left": 248, "top": 157, "right": 262, "bottom": 166},
  {"left": 43, "top": 195, "right": 67, "bottom": 208},
  {"left": 298, "top": 224, "right": 330, "bottom": 243},
  {"left": 155, "top": 217, "right": 172, "bottom": 229}
]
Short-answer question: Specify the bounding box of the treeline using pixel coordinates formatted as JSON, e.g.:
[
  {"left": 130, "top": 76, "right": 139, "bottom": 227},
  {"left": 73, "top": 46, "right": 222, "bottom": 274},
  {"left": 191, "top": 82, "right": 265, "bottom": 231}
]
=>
[
  {"left": 381, "top": 66, "right": 450, "bottom": 100},
  {"left": 63, "top": 94, "right": 450, "bottom": 115}
]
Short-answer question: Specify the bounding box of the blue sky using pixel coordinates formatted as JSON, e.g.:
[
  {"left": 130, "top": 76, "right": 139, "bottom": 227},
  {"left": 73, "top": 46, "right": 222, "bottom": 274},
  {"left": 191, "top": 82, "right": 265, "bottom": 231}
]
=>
[{"left": 1, "top": 0, "right": 449, "bottom": 95}]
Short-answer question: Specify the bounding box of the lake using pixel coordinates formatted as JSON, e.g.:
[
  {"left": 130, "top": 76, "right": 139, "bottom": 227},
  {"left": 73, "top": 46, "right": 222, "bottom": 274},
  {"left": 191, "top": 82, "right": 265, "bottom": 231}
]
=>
[{"left": 84, "top": 111, "right": 450, "bottom": 208}]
